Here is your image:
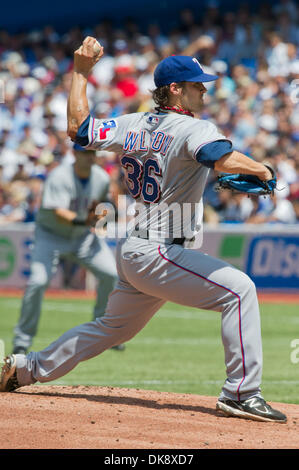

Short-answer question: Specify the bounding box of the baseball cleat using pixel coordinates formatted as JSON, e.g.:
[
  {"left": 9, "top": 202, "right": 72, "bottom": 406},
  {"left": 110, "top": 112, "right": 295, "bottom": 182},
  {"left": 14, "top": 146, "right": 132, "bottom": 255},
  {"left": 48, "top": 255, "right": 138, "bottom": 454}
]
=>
[
  {"left": 0, "top": 355, "right": 20, "bottom": 392},
  {"left": 110, "top": 344, "right": 126, "bottom": 351},
  {"left": 12, "top": 347, "right": 28, "bottom": 355},
  {"left": 216, "top": 396, "right": 287, "bottom": 423}
]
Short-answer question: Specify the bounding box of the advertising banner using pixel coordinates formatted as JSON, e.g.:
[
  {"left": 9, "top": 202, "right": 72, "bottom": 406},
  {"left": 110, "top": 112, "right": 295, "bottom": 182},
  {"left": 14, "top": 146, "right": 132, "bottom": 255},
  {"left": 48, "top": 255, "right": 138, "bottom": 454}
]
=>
[
  {"left": 200, "top": 226, "right": 299, "bottom": 292},
  {"left": 0, "top": 224, "right": 63, "bottom": 289},
  {"left": 246, "top": 235, "right": 299, "bottom": 290},
  {"left": 1, "top": 224, "right": 298, "bottom": 292}
]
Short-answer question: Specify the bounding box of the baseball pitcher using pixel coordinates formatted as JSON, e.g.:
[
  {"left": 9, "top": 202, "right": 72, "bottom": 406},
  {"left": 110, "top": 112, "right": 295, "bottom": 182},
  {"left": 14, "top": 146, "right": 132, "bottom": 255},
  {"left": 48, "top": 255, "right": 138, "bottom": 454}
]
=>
[{"left": 1, "top": 37, "right": 286, "bottom": 423}]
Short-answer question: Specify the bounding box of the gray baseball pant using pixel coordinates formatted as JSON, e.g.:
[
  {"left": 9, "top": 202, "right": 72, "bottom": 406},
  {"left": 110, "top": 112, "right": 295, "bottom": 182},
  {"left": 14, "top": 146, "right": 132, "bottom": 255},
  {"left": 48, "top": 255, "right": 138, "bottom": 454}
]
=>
[
  {"left": 16, "top": 235, "right": 263, "bottom": 401},
  {"left": 13, "top": 225, "right": 118, "bottom": 351}
]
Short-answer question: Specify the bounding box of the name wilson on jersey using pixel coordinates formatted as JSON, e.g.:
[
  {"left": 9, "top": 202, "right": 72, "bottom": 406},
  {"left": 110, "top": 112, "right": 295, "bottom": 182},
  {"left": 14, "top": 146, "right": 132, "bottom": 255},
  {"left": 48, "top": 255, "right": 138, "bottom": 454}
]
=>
[{"left": 123, "top": 130, "right": 174, "bottom": 155}]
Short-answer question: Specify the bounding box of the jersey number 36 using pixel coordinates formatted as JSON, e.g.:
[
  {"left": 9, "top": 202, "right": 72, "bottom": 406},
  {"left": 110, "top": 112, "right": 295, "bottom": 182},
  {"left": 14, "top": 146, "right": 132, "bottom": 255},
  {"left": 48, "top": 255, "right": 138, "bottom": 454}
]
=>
[{"left": 121, "top": 155, "right": 162, "bottom": 203}]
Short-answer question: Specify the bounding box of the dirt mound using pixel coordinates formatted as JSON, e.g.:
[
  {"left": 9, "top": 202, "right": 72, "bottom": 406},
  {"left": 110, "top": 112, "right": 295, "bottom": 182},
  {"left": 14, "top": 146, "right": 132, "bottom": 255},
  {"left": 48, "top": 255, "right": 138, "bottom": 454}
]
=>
[{"left": 0, "top": 385, "right": 298, "bottom": 449}]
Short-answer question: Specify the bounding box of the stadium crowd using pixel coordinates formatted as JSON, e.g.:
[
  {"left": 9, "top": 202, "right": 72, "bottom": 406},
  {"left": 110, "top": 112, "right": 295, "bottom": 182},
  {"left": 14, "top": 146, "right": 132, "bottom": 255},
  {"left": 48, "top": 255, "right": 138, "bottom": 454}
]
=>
[{"left": 0, "top": 0, "right": 298, "bottom": 227}]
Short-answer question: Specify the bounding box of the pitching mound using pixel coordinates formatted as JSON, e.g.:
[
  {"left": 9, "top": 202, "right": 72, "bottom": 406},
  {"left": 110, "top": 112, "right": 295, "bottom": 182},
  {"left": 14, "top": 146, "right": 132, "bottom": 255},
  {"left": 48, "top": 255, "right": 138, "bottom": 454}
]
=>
[{"left": 0, "top": 385, "right": 298, "bottom": 449}]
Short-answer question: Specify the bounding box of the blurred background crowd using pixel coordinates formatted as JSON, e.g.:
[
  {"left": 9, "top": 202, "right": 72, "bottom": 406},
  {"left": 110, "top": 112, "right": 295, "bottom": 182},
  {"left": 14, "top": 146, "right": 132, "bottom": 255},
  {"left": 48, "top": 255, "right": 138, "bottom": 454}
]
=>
[{"left": 0, "top": 0, "right": 298, "bottom": 226}]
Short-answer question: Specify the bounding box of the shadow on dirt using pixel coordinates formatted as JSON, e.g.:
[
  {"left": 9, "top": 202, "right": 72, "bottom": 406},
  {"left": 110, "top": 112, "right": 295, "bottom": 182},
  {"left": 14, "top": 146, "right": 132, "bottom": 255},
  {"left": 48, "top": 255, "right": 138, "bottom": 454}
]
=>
[{"left": 16, "top": 386, "right": 220, "bottom": 417}]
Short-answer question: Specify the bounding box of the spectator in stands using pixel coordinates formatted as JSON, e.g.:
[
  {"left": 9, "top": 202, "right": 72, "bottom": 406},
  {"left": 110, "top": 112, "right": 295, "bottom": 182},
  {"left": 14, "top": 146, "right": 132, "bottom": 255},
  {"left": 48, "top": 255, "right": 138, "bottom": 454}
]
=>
[
  {"left": 247, "top": 193, "right": 297, "bottom": 224},
  {"left": 0, "top": 2, "right": 298, "bottom": 228}
]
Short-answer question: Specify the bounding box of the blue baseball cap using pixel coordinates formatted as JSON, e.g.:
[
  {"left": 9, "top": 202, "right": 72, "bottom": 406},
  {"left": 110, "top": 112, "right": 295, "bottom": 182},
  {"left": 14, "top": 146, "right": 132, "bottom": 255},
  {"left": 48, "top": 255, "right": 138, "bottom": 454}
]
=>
[{"left": 154, "top": 55, "right": 218, "bottom": 87}]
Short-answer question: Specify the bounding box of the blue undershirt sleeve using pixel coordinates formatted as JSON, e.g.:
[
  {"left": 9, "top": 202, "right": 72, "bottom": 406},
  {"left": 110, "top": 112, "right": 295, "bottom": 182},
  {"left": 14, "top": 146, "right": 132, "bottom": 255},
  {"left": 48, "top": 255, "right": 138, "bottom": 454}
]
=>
[
  {"left": 195, "top": 140, "right": 233, "bottom": 169},
  {"left": 74, "top": 115, "right": 91, "bottom": 147}
]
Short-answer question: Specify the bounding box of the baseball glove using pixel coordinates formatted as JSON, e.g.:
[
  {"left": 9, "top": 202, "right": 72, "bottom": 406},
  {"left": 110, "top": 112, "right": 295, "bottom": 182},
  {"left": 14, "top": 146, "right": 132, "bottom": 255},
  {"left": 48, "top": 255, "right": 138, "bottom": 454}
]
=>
[
  {"left": 86, "top": 200, "right": 117, "bottom": 228},
  {"left": 215, "top": 165, "right": 277, "bottom": 196},
  {"left": 86, "top": 200, "right": 102, "bottom": 227}
]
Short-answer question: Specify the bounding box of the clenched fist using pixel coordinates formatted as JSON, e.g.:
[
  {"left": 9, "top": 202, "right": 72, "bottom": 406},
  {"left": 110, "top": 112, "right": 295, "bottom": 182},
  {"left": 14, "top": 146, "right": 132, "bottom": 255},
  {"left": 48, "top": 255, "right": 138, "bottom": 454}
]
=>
[{"left": 74, "top": 36, "right": 104, "bottom": 77}]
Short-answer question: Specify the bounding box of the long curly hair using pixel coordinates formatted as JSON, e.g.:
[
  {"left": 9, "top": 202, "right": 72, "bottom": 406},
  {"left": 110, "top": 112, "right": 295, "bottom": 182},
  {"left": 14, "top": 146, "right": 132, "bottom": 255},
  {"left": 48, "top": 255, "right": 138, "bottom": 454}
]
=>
[{"left": 151, "top": 82, "right": 186, "bottom": 108}]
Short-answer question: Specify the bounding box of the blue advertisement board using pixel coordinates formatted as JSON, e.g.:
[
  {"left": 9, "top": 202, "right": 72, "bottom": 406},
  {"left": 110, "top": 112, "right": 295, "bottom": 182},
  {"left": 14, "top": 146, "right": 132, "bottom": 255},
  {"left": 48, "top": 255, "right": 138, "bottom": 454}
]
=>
[{"left": 246, "top": 236, "right": 299, "bottom": 290}]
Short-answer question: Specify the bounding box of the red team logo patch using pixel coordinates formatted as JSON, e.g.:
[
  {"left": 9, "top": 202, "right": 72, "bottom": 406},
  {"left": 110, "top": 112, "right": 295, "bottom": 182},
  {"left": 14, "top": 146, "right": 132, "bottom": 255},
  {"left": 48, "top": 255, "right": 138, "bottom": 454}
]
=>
[{"left": 97, "top": 120, "right": 117, "bottom": 141}]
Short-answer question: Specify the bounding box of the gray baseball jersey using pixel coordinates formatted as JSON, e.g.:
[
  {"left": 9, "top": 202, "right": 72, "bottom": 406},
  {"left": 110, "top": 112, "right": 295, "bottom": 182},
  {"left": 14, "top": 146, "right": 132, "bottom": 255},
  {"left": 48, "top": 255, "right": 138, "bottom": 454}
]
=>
[
  {"left": 82, "top": 113, "right": 226, "bottom": 241},
  {"left": 15, "top": 111, "right": 264, "bottom": 404},
  {"left": 36, "top": 162, "right": 110, "bottom": 238}
]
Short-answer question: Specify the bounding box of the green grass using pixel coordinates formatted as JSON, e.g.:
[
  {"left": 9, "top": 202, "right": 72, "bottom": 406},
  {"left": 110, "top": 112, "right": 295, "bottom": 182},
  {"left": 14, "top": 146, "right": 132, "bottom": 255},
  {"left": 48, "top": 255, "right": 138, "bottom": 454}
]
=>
[{"left": 0, "top": 296, "right": 298, "bottom": 403}]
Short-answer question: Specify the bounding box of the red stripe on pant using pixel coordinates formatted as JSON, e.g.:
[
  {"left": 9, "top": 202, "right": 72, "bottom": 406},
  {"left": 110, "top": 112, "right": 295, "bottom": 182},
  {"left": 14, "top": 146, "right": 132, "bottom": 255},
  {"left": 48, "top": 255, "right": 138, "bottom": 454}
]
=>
[{"left": 158, "top": 245, "right": 246, "bottom": 401}]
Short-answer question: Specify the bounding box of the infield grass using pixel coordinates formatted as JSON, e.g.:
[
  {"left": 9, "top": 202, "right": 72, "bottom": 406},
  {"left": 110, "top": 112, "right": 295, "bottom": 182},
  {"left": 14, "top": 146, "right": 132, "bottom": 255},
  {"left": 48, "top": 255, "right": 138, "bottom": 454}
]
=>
[{"left": 0, "top": 296, "right": 298, "bottom": 404}]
